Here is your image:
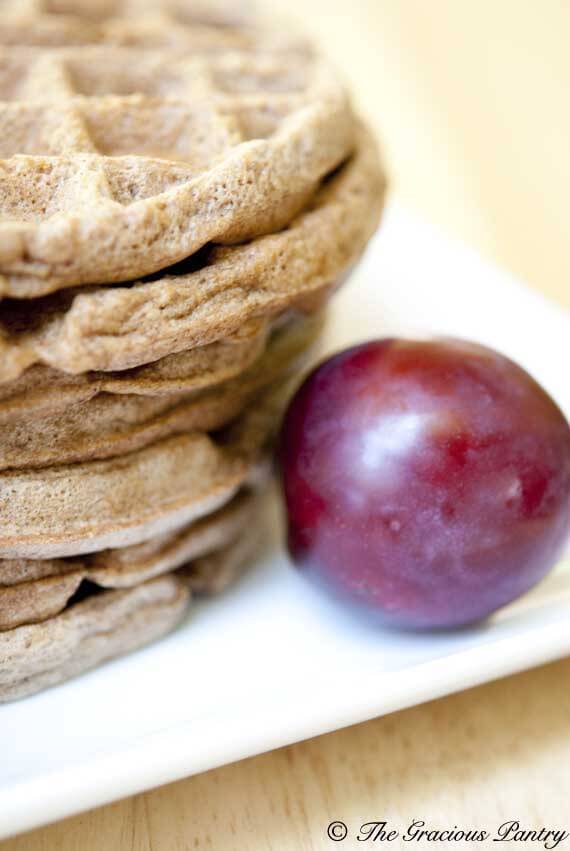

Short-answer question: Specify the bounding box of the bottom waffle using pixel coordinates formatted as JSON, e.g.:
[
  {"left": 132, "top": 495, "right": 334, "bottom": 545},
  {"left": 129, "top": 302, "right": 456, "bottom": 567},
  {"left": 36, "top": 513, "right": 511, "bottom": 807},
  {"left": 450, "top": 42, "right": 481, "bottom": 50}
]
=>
[{"left": 0, "top": 516, "right": 266, "bottom": 703}]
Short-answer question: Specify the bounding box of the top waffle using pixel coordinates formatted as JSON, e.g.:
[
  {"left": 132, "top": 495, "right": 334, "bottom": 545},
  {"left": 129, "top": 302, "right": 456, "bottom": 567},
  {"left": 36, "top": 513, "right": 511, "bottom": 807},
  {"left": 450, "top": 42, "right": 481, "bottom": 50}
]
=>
[
  {"left": 0, "top": 125, "right": 385, "bottom": 382},
  {"left": 0, "top": 1, "right": 291, "bottom": 49},
  {"left": 0, "top": 0, "right": 357, "bottom": 297}
]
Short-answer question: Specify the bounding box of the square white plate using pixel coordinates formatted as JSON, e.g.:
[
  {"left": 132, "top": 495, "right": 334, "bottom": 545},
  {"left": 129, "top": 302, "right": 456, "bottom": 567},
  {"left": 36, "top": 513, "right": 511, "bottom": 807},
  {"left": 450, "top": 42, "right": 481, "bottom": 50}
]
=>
[{"left": 1, "top": 203, "right": 569, "bottom": 840}]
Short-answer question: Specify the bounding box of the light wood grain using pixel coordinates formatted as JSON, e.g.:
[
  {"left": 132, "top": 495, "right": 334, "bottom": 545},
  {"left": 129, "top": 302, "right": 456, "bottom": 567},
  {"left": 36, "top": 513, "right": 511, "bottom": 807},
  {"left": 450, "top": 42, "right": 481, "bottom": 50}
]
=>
[{"left": 2, "top": 1, "right": 570, "bottom": 848}]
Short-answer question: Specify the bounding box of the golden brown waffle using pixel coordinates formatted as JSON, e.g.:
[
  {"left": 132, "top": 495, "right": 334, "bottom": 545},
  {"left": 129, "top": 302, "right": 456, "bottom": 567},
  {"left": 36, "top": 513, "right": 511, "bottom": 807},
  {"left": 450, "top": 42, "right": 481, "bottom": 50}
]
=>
[
  {"left": 0, "top": 574, "right": 190, "bottom": 702},
  {"left": 0, "top": 517, "right": 264, "bottom": 702},
  {"left": 0, "top": 317, "right": 270, "bottom": 422},
  {"left": 178, "top": 511, "right": 265, "bottom": 595},
  {"left": 0, "top": 0, "right": 356, "bottom": 296},
  {"left": 0, "top": 0, "right": 296, "bottom": 50},
  {"left": 0, "top": 382, "right": 286, "bottom": 559},
  {"left": 0, "top": 126, "right": 385, "bottom": 382},
  {"left": 0, "top": 487, "right": 261, "bottom": 630},
  {"left": 0, "top": 312, "right": 322, "bottom": 471}
]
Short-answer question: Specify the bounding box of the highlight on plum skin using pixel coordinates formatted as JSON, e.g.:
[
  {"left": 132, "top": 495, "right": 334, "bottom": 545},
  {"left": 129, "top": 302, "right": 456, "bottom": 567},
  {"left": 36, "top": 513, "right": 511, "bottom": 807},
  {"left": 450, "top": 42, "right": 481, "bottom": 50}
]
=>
[{"left": 279, "top": 337, "right": 570, "bottom": 630}]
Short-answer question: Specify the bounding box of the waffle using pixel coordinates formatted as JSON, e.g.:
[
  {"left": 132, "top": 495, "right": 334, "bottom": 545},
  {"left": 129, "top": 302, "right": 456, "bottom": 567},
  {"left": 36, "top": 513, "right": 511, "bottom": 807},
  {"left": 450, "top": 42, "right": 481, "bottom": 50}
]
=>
[
  {"left": 0, "top": 487, "right": 261, "bottom": 630},
  {"left": 0, "top": 317, "right": 269, "bottom": 418},
  {"left": 0, "top": 382, "right": 286, "bottom": 559},
  {"left": 0, "top": 0, "right": 356, "bottom": 297},
  {"left": 0, "top": 126, "right": 384, "bottom": 382},
  {"left": 0, "top": 574, "right": 190, "bottom": 702},
  {"left": 176, "top": 509, "right": 264, "bottom": 595},
  {"left": 0, "top": 518, "right": 264, "bottom": 702},
  {"left": 0, "top": 311, "right": 322, "bottom": 471},
  {"left": 0, "top": 0, "right": 298, "bottom": 50}
]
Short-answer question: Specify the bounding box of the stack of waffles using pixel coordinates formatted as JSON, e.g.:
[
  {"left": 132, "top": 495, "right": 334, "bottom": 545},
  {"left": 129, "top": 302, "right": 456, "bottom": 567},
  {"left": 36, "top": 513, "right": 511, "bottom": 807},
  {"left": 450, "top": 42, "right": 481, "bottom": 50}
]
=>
[{"left": 0, "top": 0, "right": 386, "bottom": 701}]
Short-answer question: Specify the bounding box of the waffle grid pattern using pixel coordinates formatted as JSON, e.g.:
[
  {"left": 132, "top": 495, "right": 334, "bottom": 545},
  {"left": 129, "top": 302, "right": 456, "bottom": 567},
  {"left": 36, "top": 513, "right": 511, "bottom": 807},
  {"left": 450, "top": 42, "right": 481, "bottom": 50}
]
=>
[{"left": 0, "top": 1, "right": 355, "bottom": 296}]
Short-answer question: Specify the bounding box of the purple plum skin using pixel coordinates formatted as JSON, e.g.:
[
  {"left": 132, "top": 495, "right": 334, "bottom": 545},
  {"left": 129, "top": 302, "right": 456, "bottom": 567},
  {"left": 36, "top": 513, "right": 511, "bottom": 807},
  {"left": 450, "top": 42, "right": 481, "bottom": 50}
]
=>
[{"left": 279, "top": 338, "right": 570, "bottom": 629}]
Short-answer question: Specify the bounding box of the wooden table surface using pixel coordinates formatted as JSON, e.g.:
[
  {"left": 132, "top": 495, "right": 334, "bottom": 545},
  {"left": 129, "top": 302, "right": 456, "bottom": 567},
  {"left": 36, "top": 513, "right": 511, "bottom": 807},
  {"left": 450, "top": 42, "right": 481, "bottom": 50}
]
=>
[{"left": 4, "top": 2, "right": 570, "bottom": 848}]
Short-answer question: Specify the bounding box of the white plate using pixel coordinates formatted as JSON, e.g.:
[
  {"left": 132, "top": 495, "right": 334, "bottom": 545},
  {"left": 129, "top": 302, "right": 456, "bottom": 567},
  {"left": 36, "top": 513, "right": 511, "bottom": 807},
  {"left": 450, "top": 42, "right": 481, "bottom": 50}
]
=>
[{"left": 1, "top": 203, "right": 569, "bottom": 840}]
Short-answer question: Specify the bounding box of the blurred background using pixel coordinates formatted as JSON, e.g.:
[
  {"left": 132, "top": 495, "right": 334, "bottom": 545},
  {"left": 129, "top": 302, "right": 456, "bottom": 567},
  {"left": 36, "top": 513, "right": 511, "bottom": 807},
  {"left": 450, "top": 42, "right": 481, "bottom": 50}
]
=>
[{"left": 273, "top": 0, "right": 570, "bottom": 308}]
